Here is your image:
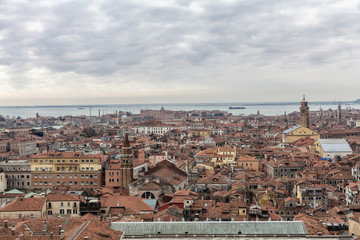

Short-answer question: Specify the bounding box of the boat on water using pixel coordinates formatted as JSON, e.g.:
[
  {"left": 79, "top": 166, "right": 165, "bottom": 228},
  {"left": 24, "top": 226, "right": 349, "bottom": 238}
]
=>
[
  {"left": 77, "top": 107, "right": 84, "bottom": 109},
  {"left": 229, "top": 106, "right": 246, "bottom": 109}
]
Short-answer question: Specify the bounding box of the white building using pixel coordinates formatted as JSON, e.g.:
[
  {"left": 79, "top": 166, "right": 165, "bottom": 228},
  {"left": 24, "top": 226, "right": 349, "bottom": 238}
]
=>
[
  {"left": 0, "top": 171, "right": 6, "bottom": 192},
  {"left": 316, "top": 139, "right": 353, "bottom": 159}
]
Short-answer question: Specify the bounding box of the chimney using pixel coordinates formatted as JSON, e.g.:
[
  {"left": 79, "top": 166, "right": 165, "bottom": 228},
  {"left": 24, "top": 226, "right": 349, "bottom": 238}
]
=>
[
  {"left": 58, "top": 225, "right": 62, "bottom": 235},
  {"left": 24, "top": 228, "right": 31, "bottom": 236},
  {"left": 84, "top": 237, "right": 89, "bottom": 240},
  {"left": 43, "top": 220, "right": 47, "bottom": 234},
  {"left": 60, "top": 230, "right": 65, "bottom": 239},
  {"left": 4, "top": 220, "right": 8, "bottom": 228},
  {"left": 11, "top": 228, "right": 15, "bottom": 236}
]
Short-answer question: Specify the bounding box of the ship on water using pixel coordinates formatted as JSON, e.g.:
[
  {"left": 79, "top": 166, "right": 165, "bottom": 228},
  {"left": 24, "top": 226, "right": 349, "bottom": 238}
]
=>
[{"left": 229, "top": 106, "right": 246, "bottom": 109}]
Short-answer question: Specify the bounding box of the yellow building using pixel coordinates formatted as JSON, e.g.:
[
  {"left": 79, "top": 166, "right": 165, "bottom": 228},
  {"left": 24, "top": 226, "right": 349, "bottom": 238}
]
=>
[
  {"left": 188, "top": 129, "right": 212, "bottom": 138},
  {"left": 211, "top": 146, "right": 236, "bottom": 166},
  {"left": 349, "top": 213, "right": 360, "bottom": 236},
  {"left": 282, "top": 125, "right": 320, "bottom": 143},
  {"left": 28, "top": 151, "right": 102, "bottom": 190}
]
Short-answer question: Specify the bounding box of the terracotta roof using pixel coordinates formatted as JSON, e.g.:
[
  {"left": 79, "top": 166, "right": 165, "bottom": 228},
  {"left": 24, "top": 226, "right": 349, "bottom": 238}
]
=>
[
  {"left": 0, "top": 198, "right": 46, "bottom": 212},
  {"left": 47, "top": 193, "right": 82, "bottom": 202},
  {"left": 101, "top": 195, "right": 153, "bottom": 214}
]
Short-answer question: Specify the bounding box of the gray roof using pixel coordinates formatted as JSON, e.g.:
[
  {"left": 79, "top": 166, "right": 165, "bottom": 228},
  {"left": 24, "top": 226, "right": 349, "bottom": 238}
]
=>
[
  {"left": 283, "top": 125, "right": 302, "bottom": 134},
  {"left": 110, "top": 221, "right": 308, "bottom": 237},
  {"left": 318, "top": 139, "right": 352, "bottom": 152}
]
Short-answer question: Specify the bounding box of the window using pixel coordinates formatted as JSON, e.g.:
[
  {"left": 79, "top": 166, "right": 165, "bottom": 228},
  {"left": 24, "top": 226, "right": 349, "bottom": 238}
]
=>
[
  {"left": 73, "top": 209, "right": 77, "bottom": 214},
  {"left": 67, "top": 202, "right": 70, "bottom": 206},
  {"left": 60, "top": 209, "right": 64, "bottom": 214},
  {"left": 48, "top": 211, "right": 52, "bottom": 215},
  {"left": 48, "top": 203, "right": 52, "bottom": 208},
  {"left": 61, "top": 202, "right": 64, "bottom": 206},
  {"left": 73, "top": 203, "right": 77, "bottom": 207}
]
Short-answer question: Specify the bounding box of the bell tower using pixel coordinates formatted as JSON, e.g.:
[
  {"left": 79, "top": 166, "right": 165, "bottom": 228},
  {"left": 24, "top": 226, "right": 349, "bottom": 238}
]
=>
[
  {"left": 300, "top": 95, "right": 309, "bottom": 128},
  {"left": 337, "top": 104, "right": 342, "bottom": 124},
  {"left": 120, "top": 133, "right": 134, "bottom": 189}
]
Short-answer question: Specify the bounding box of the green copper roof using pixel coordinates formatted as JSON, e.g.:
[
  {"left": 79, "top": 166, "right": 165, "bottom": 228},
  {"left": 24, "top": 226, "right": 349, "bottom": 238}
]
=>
[
  {"left": 110, "top": 221, "right": 308, "bottom": 237},
  {"left": 5, "top": 189, "right": 24, "bottom": 194}
]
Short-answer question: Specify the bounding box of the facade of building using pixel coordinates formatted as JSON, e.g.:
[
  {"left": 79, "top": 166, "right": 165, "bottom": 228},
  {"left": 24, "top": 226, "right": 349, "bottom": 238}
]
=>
[
  {"left": 46, "top": 193, "right": 81, "bottom": 218},
  {"left": 28, "top": 152, "right": 102, "bottom": 190},
  {"left": 0, "top": 197, "right": 46, "bottom": 219},
  {"left": 0, "top": 171, "right": 6, "bottom": 193},
  {"left": 312, "top": 139, "right": 353, "bottom": 159},
  {"left": 10, "top": 138, "right": 37, "bottom": 156},
  {"left": 265, "top": 160, "right": 304, "bottom": 178},
  {"left": 282, "top": 125, "right": 320, "bottom": 143},
  {"left": 0, "top": 160, "right": 31, "bottom": 189},
  {"left": 296, "top": 185, "right": 328, "bottom": 208}
]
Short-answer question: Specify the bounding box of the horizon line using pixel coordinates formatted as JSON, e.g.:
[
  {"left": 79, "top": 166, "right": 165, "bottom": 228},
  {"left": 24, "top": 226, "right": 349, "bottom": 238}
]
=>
[{"left": 0, "top": 100, "right": 357, "bottom": 108}]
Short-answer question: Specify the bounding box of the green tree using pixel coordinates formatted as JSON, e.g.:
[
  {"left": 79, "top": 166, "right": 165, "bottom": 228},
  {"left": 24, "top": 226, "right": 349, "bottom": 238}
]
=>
[{"left": 82, "top": 127, "right": 96, "bottom": 137}]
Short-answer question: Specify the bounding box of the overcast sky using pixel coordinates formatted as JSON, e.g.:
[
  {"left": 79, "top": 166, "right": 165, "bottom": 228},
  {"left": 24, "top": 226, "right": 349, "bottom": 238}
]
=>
[{"left": 0, "top": 0, "right": 359, "bottom": 105}]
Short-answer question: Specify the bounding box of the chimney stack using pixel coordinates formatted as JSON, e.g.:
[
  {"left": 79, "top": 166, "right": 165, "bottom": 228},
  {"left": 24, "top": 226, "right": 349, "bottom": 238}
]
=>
[
  {"left": 24, "top": 228, "right": 31, "bottom": 236},
  {"left": 4, "top": 220, "right": 8, "bottom": 228},
  {"left": 11, "top": 228, "right": 15, "bottom": 236},
  {"left": 58, "top": 225, "right": 62, "bottom": 235}
]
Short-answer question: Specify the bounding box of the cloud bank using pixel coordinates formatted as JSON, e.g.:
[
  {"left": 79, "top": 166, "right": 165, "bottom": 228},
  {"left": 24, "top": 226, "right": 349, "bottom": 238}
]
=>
[{"left": 0, "top": 0, "right": 359, "bottom": 105}]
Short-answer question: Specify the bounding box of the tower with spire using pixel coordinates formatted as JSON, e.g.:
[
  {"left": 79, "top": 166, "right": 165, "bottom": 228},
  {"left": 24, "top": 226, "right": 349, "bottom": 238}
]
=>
[
  {"left": 300, "top": 95, "right": 309, "bottom": 128},
  {"left": 120, "top": 133, "right": 134, "bottom": 189}
]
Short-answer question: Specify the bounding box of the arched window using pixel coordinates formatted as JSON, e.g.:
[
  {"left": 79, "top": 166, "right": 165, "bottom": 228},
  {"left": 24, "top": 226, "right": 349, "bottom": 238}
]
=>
[{"left": 141, "top": 192, "right": 155, "bottom": 199}]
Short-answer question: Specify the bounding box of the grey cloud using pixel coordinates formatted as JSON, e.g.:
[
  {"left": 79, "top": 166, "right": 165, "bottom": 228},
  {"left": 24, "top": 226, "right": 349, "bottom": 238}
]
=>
[{"left": 0, "top": 0, "right": 359, "bottom": 101}]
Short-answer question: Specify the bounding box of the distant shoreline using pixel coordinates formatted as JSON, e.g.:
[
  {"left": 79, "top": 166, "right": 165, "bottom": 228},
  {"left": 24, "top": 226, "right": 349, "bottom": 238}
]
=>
[{"left": 0, "top": 100, "right": 356, "bottom": 109}]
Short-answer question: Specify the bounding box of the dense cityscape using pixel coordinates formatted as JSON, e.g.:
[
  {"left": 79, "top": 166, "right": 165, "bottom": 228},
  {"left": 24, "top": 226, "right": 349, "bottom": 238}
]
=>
[{"left": 0, "top": 97, "right": 358, "bottom": 239}]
